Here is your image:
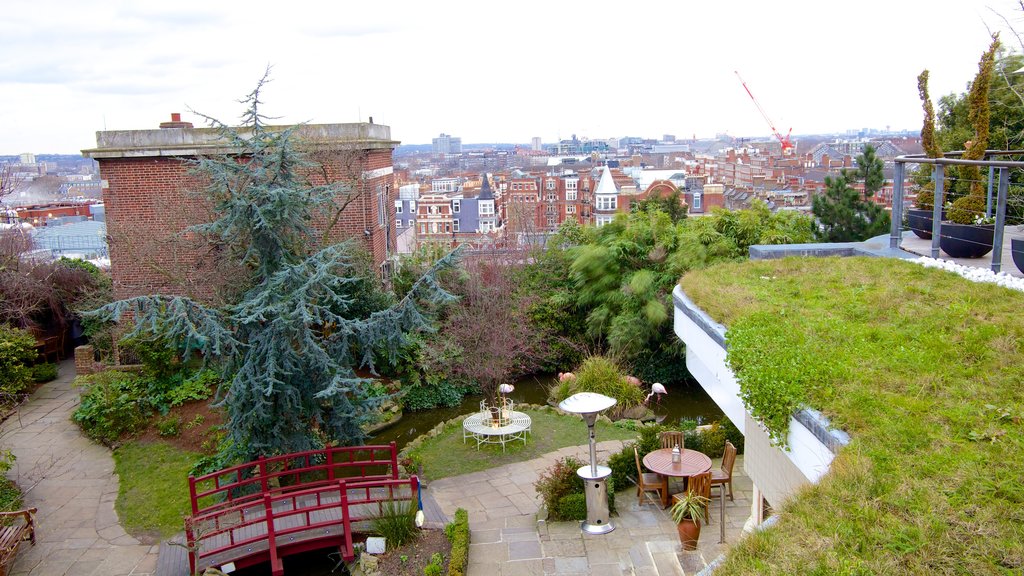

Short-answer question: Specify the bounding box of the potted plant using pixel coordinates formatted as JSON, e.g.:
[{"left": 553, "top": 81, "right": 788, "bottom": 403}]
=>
[
  {"left": 939, "top": 37, "right": 1000, "bottom": 258},
  {"left": 908, "top": 70, "right": 944, "bottom": 240},
  {"left": 941, "top": 196, "right": 995, "bottom": 258},
  {"left": 670, "top": 491, "right": 707, "bottom": 551}
]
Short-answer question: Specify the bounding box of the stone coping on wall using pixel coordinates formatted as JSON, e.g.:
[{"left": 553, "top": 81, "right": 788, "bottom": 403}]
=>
[
  {"left": 748, "top": 233, "right": 919, "bottom": 261},
  {"left": 82, "top": 122, "right": 398, "bottom": 158}
]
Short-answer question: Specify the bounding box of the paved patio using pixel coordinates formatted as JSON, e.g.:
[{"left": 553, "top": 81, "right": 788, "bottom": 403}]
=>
[
  {"left": 0, "top": 360, "right": 159, "bottom": 576},
  {"left": 901, "top": 226, "right": 1024, "bottom": 278},
  {"left": 427, "top": 441, "right": 753, "bottom": 576}
]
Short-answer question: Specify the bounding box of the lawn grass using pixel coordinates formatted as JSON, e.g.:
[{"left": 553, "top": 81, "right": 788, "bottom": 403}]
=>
[
  {"left": 405, "top": 408, "right": 637, "bottom": 480},
  {"left": 680, "top": 256, "right": 1024, "bottom": 574},
  {"left": 114, "top": 440, "right": 200, "bottom": 539}
]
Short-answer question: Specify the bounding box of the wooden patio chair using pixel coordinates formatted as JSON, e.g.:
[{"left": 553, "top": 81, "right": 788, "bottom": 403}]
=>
[
  {"left": 634, "top": 447, "right": 668, "bottom": 507},
  {"left": 711, "top": 440, "right": 737, "bottom": 502},
  {"left": 677, "top": 471, "right": 711, "bottom": 524},
  {"left": 659, "top": 430, "right": 684, "bottom": 450}
]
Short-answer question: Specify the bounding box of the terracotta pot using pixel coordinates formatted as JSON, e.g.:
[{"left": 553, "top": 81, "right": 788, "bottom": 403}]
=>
[{"left": 676, "top": 519, "right": 701, "bottom": 551}]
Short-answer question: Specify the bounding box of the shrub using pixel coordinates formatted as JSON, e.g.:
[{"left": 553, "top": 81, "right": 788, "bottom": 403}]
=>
[
  {"left": 607, "top": 445, "right": 636, "bottom": 496},
  {"left": 0, "top": 325, "right": 39, "bottom": 398},
  {"left": 0, "top": 449, "right": 20, "bottom": 511},
  {"left": 167, "top": 370, "right": 217, "bottom": 407},
  {"left": 445, "top": 508, "right": 470, "bottom": 576},
  {"left": 948, "top": 194, "right": 987, "bottom": 225},
  {"left": 371, "top": 499, "right": 417, "bottom": 550},
  {"left": 31, "top": 362, "right": 59, "bottom": 383},
  {"left": 402, "top": 379, "right": 470, "bottom": 411},
  {"left": 550, "top": 356, "right": 645, "bottom": 410},
  {"left": 534, "top": 456, "right": 585, "bottom": 521},
  {"left": 72, "top": 371, "right": 150, "bottom": 444},
  {"left": 554, "top": 493, "right": 588, "bottom": 521},
  {"left": 156, "top": 415, "right": 182, "bottom": 437},
  {"left": 423, "top": 552, "right": 444, "bottom": 576}
]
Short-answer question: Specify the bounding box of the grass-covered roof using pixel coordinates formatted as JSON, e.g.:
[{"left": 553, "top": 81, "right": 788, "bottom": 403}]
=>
[{"left": 680, "top": 256, "right": 1023, "bottom": 574}]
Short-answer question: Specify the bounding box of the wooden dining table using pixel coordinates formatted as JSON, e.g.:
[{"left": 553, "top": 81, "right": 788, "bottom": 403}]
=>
[{"left": 642, "top": 448, "right": 712, "bottom": 508}]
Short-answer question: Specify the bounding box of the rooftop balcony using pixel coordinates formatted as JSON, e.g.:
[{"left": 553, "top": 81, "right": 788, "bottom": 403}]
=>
[{"left": 890, "top": 150, "right": 1024, "bottom": 277}]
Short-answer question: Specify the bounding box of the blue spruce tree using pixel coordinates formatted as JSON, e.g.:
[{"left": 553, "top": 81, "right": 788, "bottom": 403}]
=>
[{"left": 89, "top": 76, "right": 457, "bottom": 459}]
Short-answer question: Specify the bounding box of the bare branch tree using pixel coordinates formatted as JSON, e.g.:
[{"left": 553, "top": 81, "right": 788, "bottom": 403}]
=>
[{"left": 0, "top": 164, "right": 24, "bottom": 204}]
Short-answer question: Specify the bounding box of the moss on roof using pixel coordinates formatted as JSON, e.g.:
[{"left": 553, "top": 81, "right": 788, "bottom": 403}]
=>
[{"left": 680, "top": 256, "right": 1024, "bottom": 574}]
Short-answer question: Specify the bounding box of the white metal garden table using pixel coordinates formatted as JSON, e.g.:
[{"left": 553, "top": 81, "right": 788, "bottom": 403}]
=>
[{"left": 462, "top": 411, "right": 532, "bottom": 452}]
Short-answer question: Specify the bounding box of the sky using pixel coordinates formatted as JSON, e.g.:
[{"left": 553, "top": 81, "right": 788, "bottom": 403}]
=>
[{"left": 1, "top": 0, "right": 1021, "bottom": 155}]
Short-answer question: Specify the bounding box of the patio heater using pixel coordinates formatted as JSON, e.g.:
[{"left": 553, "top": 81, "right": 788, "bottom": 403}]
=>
[{"left": 558, "top": 392, "right": 617, "bottom": 535}]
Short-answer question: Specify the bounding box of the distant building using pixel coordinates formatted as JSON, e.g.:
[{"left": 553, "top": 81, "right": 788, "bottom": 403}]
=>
[
  {"left": 531, "top": 137, "right": 542, "bottom": 151},
  {"left": 432, "top": 133, "right": 462, "bottom": 155},
  {"left": 19, "top": 153, "right": 36, "bottom": 165}
]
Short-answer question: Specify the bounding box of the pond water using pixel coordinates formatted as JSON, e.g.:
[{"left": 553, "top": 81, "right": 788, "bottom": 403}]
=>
[{"left": 368, "top": 373, "right": 724, "bottom": 451}]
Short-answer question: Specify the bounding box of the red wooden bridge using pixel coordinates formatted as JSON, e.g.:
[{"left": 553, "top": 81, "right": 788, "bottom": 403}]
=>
[{"left": 185, "top": 442, "right": 418, "bottom": 576}]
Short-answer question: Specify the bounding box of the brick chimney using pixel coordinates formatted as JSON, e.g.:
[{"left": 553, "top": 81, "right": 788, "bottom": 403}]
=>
[{"left": 159, "top": 113, "right": 193, "bottom": 129}]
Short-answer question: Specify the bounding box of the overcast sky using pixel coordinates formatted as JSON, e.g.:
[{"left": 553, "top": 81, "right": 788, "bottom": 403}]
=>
[{"left": 1, "top": 0, "right": 1020, "bottom": 155}]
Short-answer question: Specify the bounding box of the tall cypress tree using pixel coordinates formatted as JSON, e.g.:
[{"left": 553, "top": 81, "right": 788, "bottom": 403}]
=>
[{"left": 89, "top": 76, "right": 458, "bottom": 459}]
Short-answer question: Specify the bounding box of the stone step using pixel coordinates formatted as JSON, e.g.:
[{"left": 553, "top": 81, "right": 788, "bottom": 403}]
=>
[
  {"left": 647, "top": 539, "right": 686, "bottom": 576},
  {"left": 627, "top": 540, "right": 658, "bottom": 576}
]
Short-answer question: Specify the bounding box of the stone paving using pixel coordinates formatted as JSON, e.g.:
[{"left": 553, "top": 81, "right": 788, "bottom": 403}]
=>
[
  {"left": 428, "top": 441, "right": 754, "bottom": 575},
  {"left": 1, "top": 361, "right": 160, "bottom": 576}
]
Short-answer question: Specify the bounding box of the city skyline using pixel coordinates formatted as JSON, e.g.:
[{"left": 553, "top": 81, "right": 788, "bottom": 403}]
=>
[{"left": 0, "top": 0, "right": 1019, "bottom": 155}]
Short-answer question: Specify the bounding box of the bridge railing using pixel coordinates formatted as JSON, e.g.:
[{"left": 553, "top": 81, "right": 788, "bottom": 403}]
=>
[
  {"left": 186, "top": 474, "right": 419, "bottom": 576},
  {"left": 188, "top": 442, "right": 399, "bottom": 515}
]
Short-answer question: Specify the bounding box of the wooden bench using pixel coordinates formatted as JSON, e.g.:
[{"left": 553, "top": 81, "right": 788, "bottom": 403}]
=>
[{"left": 0, "top": 508, "right": 36, "bottom": 576}]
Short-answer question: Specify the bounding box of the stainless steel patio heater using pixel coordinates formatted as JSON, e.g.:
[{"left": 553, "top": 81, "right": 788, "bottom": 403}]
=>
[{"left": 558, "top": 392, "right": 617, "bottom": 535}]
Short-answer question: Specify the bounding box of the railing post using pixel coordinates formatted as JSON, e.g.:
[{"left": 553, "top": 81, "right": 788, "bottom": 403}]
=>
[
  {"left": 265, "top": 494, "right": 283, "bottom": 575},
  {"left": 188, "top": 475, "right": 199, "bottom": 515},
  {"left": 930, "top": 164, "right": 944, "bottom": 259},
  {"left": 390, "top": 441, "right": 399, "bottom": 479},
  {"left": 987, "top": 164, "right": 995, "bottom": 218},
  {"left": 991, "top": 167, "right": 1010, "bottom": 273},
  {"left": 339, "top": 480, "right": 354, "bottom": 561},
  {"left": 258, "top": 456, "right": 268, "bottom": 495},
  {"left": 890, "top": 161, "right": 905, "bottom": 249},
  {"left": 328, "top": 449, "right": 335, "bottom": 481},
  {"left": 185, "top": 522, "right": 197, "bottom": 576}
]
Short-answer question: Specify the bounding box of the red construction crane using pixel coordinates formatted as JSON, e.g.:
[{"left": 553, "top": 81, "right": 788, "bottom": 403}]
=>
[{"left": 734, "top": 71, "right": 794, "bottom": 154}]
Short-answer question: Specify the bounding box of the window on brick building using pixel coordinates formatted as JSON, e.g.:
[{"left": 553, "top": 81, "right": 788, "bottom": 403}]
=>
[
  {"left": 376, "top": 185, "right": 386, "bottom": 227},
  {"left": 693, "top": 193, "right": 702, "bottom": 210},
  {"left": 396, "top": 219, "right": 402, "bottom": 228},
  {"left": 567, "top": 205, "right": 576, "bottom": 214},
  {"left": 408, "top": 219, "right": 414, "bottom": 228},
  {"left": 567, "top": 190, "right": 577, "bottom": 201},
  {"left": 452, "top": 200, "right": 461, "bottom": 213},
  {"left": 546, "top": 180, "right": 555, "bottom": 191},
  {"left": 453, "top": 219, "right": 460, "bottom": 232},
  {"left": 409, "top": 201, "right": 416, "bottom": 212},
  {"left": 395, "top": 202, "right": 403, "bottom": 214}
]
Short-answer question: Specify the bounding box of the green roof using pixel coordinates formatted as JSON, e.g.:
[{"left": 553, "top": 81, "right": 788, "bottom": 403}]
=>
[{"left": 680, "top": 256, "right": 1024, "bottom": 574}]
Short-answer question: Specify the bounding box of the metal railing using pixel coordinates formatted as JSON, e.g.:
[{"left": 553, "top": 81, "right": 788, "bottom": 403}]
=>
[{"left": 891, "top": 150, "right": 1024, "bottom": 273}]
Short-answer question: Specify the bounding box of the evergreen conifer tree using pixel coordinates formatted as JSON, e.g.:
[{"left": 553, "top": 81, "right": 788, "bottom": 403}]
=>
[
  {"left": 89, "top": 76, "right": 458, "bottom": 460},
  {"left": 812, "top": 147, "right": 891, "bottom": 244}
]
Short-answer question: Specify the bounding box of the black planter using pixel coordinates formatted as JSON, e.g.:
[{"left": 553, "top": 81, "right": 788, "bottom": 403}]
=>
[
  {"left": 907, "top": 209, "right": 945, "bottom": 240},
  {"left": 1012, "top": 238, "right": 1024, "bottom": 274},
  {"left": 939, "top": 223, "right": 995, "bottom": 259}
]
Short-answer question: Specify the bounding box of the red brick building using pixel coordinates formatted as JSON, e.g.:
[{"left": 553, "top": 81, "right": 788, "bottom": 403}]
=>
[{"left": 83, "top": 115, "right": 399, "bottom": 301}]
